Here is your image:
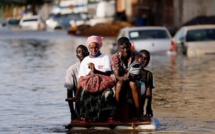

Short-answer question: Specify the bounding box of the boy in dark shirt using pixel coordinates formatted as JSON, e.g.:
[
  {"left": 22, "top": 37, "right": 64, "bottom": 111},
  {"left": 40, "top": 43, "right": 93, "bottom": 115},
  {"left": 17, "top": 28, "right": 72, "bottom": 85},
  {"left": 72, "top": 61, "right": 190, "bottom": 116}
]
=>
[{"left": 139, "top": 49, "right": 155, "bottom": 117}]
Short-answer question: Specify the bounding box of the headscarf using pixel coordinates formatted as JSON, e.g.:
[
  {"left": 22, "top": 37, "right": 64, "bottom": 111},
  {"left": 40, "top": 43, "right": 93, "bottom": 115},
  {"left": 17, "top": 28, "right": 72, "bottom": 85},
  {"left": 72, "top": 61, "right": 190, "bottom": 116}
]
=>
[{"left": 86, "top": 35, "right": 103, "bottom": 48}]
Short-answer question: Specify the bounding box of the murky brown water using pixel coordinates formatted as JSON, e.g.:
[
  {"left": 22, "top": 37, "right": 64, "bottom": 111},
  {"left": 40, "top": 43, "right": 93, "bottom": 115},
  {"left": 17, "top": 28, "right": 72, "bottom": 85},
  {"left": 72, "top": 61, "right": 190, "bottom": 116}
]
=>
[
  {"left": 150, "top": 53, "right": 215, "bottom": 133},
  {"left": 0, "top": 30, "right": 214, "bottom": 134}
]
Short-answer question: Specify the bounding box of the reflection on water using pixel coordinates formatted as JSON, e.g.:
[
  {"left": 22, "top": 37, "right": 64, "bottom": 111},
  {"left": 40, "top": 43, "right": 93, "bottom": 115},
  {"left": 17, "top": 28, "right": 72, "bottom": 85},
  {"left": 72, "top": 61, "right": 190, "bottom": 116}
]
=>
[
  {"left": 152, "top": 54, "right": 215, "bottom": 133},
  {"left": 0, "top": 31, "right": 215, "bottom": 134}
]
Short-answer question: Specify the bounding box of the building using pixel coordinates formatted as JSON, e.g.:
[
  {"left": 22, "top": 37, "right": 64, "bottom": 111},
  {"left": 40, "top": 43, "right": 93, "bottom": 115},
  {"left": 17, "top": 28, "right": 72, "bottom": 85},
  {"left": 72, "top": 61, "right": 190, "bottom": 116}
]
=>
[{"left": 116, "top": 0, "right": 215, "bottom": 34}]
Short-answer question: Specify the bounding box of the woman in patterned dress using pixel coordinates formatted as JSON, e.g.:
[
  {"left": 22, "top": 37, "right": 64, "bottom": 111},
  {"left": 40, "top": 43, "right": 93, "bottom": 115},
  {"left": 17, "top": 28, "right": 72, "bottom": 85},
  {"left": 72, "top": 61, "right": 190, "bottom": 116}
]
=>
[{"left": 67, "top": 35, "right": 116, "bottom": 122}]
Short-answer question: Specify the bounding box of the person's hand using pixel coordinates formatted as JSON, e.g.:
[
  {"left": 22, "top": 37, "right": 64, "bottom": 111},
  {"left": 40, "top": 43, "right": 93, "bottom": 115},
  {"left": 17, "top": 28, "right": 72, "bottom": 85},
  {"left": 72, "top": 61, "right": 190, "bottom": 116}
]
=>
[
  {"left": 122, "top": 74, "right": 129, "bottom": 81},
  {"left": 129, "top": 73, "right": 139, "bottom": 80},
  {"left": 129, "top": 73, "right": 135, "bottom": 78},
  {"left": 145, "top": 107, "right": 153, "bottom": 117},
  {"left": 88, "top": 63, "right": 95, "bottom": 72}
]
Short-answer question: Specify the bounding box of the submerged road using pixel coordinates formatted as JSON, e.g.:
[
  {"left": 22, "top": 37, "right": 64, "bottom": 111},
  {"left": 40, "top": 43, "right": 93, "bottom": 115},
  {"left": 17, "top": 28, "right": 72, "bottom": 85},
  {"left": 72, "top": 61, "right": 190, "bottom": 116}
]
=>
[{"left": 0, "top": 30, "right": 215, "bottom": 134}]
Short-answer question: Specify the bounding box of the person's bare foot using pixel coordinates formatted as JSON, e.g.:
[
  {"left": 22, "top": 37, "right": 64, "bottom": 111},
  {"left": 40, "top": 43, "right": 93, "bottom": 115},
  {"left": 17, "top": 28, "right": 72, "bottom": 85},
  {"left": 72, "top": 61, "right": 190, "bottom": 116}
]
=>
[
  {"left": 80, "top": 117, "right": 87, "bottom": 123},
  {"left": 65, "top": 122, "right": 72, "bottom": 129}
]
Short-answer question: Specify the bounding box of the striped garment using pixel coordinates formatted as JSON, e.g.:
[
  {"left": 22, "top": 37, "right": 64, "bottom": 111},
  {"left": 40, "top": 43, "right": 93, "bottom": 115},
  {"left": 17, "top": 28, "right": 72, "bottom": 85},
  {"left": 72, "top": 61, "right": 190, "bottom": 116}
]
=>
[{"left": 79, "top": 88, "right": 116, "bottom": 122}]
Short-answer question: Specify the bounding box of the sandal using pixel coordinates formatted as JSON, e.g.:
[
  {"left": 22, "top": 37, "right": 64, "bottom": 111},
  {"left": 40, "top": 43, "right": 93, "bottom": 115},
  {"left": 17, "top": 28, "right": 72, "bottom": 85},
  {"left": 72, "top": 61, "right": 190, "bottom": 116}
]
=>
[
  {"left": 80, "top": 117, "right": 87, "bottom": 124},
  {"left": 108, "top": 117, "right": 114, "bottom": 123}
]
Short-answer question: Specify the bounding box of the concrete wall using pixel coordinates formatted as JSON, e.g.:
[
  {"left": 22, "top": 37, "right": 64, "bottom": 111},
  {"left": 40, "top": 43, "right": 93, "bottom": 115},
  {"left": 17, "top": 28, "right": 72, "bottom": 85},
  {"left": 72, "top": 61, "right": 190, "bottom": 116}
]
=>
[{"left": 174, "top": 0, "right": 215, "bottom": 27}]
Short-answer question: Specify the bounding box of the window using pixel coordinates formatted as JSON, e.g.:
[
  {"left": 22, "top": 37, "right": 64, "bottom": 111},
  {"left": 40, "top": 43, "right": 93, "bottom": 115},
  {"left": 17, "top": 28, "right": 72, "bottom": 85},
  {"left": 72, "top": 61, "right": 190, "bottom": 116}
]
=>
[
  {"left": 174, "top": 28, "right": 185, "bottom": 40},
  {"left": 186, "top": 28, "right": 215, "bottom": 42},
  {"left": 129, "top": 29, "right": 170, "bottom": 40},
  {"left": 23, "top": 19, "right": 38, "bottom": 22}
]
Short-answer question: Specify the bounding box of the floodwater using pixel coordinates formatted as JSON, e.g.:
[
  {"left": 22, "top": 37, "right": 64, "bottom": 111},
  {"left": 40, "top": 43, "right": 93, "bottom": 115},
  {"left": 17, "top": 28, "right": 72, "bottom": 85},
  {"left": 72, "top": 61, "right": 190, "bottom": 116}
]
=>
[{"left": 0, "top": 30, "right": 215, "bottom": 134}]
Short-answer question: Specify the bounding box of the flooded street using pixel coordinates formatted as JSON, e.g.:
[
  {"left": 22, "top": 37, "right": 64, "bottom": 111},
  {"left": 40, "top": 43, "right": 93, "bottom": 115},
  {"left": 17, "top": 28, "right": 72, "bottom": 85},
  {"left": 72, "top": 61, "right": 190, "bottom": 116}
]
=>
[{"left": 0, "top": 30, "right": 215, "bottom": 134}]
